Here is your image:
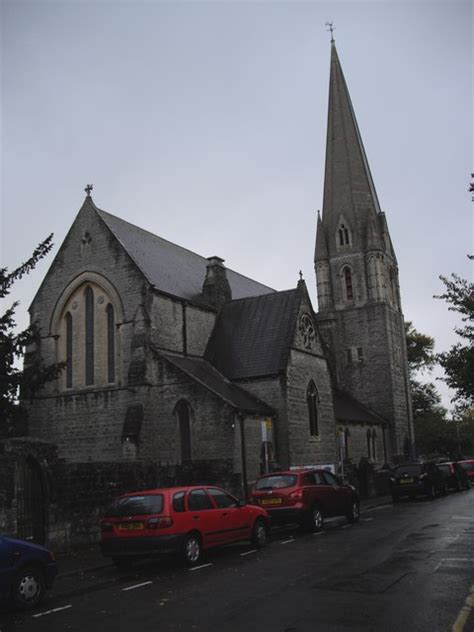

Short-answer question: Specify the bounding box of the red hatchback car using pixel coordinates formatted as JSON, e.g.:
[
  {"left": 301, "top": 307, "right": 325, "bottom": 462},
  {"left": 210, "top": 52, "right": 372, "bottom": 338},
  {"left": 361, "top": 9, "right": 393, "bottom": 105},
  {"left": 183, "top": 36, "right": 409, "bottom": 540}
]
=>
[
  {"left": 250, "top": 469, "right": 359, "bottom": 531},
  {"left": 458, "top": 459, "right": 474, "bottom": 485},
  {"left": 100, "top": 485, "right": 270, "bottom": 567}
]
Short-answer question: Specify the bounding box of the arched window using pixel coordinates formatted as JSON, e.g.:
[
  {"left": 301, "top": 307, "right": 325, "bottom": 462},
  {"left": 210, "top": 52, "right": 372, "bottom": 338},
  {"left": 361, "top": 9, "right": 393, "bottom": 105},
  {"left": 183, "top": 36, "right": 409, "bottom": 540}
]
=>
[
  {"left": 307, "top": 381, "right": 319, "bottom": 437},
  {"left": 343, "top": 267, "right": 354, "bottom": 301},
  {"left": 175, "top": 400, "right": 192, "bottom": 462},
  {"left": 338, "top": 224, "right": 350, "bottom": 246},
  {"left": 106, "top": 303, "right": 115, "bottom": 383},
  {"left": 85, "top": 286, "right": 94, "bottom": 385},
  {"left": 65, "top": 312, "right": 73, "bottom": 388},
  {"left": 366, "top": 429, "right": 372, "bottom": 458},
  {"left": 344, "top": 427, "right": 350, "bottom": 460}
]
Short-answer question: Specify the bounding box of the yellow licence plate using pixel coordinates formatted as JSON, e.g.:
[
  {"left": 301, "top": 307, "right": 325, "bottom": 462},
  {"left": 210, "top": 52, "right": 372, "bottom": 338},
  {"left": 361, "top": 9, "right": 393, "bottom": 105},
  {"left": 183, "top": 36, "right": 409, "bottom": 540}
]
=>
[
  {"left": 118, "top": 521, "right": 144, "bottom": 530},
  {"left": 400, "top": 478, "right": 414, "bottom": 484},
  {"left": 261, "top": 498, "right": 282, "bottom": 505}
]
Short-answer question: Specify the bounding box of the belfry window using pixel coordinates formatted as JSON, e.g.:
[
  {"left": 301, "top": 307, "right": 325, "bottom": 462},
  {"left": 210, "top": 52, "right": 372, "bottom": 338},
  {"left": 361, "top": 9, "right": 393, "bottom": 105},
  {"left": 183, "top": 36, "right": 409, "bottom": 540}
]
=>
[
  {"left": 338, "top": 224, "right": 350, "bottom": 246},
  {"left": 85, "top": 286, "right": 94, "bottom": 385},
  {"left": 344, "top": 428, "right": 350, "bottom": 460},
  {"left": 307, "top": 381, "right": 319, "bottom": 437},
  {"left": 344, "top": 268, "right": 354, "bottom": 301}
]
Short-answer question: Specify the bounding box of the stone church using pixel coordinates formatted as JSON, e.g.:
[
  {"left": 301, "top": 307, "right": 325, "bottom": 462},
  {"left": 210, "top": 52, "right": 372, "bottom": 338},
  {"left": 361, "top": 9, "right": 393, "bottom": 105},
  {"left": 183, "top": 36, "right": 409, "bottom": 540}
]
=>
[{"left": 23, "top": 42, "right": 413, "bottom": 502}]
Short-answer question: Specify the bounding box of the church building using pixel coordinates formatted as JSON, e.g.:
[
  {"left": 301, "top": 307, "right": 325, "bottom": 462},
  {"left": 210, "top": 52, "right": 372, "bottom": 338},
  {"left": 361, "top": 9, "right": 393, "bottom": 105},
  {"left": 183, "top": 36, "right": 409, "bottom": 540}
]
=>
[{"left": 24, "top": 41, "right": 413, "bottom": 497}]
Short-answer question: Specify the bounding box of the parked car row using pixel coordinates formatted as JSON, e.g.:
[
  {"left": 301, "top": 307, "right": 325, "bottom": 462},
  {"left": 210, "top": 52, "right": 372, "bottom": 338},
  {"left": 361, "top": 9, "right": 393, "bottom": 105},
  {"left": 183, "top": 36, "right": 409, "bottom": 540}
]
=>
[
  {"left": 390, "top": 460, "right": 472, "bottom": 502},
  {"left": 100, "top": 469, "right": 360, "bottom": 569},
  {"left": 2, "top": 460, "right": 472, "bottom": 611}
]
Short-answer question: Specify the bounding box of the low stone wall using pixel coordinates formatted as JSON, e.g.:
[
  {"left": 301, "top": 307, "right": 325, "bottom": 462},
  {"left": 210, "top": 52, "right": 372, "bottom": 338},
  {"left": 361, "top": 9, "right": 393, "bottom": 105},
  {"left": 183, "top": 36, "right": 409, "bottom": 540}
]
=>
[{"left": 0, "top": 438, "right": 239, "bottom": 551}]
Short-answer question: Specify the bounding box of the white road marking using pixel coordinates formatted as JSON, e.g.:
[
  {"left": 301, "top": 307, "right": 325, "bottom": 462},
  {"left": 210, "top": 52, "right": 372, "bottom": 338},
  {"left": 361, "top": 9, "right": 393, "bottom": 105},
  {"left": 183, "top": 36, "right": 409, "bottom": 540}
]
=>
[
  {"left": 32, "top": 604, "right": 72, "bottom": 618},
  {"left": 361, "top": 504, "right": 392, "bottom": 513},
  {"left": 189, "top": 563, "right": 213, "bottom": 571},
  {"left": 434, "top": 558, "right": 474, "bottom": 572},
  {"left": 240, "top": 549, "right": 257, "bottom": 556},
  {"left": 341, "top": 524, "right": 353, "bottom": 529},
  {"left": 362, "top": 517, "right": 374, "bottom": 522},
  {"left": 122, "top": 581, "right": 153, "bottom": 591},
  {"left": 280, "top": 538, "right": 295, "bottom": 544},
  {"left": 313, "top": 531, "right": 324, "bottom": 536}
]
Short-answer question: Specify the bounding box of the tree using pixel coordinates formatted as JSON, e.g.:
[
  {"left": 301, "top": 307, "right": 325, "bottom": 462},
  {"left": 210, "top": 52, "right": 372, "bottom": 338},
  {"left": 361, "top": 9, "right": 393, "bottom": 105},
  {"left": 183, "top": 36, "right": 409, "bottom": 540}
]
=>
[
  {"left": 0, "top": 235, "right": 64, "bottom": 437},
  {"left": 405, "top": 321, "right": 436, "bottom": 374},
  {"left": 435, "top": 257, "right": 474, "bottom": 409}
]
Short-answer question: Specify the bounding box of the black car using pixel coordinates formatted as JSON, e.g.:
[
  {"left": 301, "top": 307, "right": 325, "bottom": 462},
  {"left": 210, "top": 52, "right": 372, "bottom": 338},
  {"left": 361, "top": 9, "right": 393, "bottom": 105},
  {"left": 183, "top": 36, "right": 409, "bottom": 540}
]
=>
[
  {"left": 437, "top": 462, "right": 470, "bottom": 491},
  {"left": 0, "top": 535, "right": 57, "bottom": 609},
  {"left": 390, "top": 462, "right": 448, "bottom": 502}
]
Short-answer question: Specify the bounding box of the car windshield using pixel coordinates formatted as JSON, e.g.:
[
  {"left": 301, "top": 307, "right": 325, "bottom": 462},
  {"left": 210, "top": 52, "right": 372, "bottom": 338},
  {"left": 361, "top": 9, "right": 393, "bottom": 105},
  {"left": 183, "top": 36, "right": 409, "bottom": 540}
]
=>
[
  {"left": 255, "top": 475, "right": 297, "bottom": 490},
  {"left": 460, "top": 462, "right": 474, "bottom": 471},
  {"left": 394, "top": 464, "right": 422, "bottom": 476},
  {"left": 105, "top": 494, "right": 164, "bottom": 516}
]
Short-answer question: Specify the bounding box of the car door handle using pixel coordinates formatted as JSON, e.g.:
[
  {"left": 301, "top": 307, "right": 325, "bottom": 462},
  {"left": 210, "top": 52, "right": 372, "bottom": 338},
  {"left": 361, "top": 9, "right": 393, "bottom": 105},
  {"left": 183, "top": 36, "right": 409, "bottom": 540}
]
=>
[
  {"left": 221, "top": 512, "right": 228, "bottom": 517},
  {"left": 193, "top": 516, "right": 200, "bottom": 520}
]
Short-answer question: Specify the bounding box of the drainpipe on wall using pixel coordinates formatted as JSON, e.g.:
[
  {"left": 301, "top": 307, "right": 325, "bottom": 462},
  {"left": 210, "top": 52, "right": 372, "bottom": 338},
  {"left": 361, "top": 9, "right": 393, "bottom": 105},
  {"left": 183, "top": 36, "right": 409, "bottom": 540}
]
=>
[{"left": 238, "top": 413, "right": 248, "bottom": 501}]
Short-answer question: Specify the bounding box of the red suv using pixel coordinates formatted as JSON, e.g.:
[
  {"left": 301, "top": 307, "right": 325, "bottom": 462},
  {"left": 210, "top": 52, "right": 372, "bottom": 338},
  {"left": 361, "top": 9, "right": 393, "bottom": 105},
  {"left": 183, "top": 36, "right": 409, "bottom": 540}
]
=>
[
  {"left": 250, "top": 469, "right": 359, "bottom": 531},
  {"left": 100, "top": 485, "right": 270, "bottom": 567}
]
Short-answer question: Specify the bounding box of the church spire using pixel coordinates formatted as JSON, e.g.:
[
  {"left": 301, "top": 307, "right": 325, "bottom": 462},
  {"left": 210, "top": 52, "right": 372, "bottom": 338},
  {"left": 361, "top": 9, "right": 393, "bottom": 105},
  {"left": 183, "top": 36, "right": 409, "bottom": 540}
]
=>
[{"left": 320, "top": 42, "right": 382, "bottom": 257}]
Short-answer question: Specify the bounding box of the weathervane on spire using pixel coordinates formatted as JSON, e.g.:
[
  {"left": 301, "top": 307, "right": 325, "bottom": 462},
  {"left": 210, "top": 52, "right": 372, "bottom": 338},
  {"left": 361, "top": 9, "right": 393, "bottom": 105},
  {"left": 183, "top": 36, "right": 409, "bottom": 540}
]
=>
[
  {"left": 325, "top": 21, "right": 335, "bottom": 43},
  {"left": 85, "top": 184, "right": 93, "bottom": 197}
]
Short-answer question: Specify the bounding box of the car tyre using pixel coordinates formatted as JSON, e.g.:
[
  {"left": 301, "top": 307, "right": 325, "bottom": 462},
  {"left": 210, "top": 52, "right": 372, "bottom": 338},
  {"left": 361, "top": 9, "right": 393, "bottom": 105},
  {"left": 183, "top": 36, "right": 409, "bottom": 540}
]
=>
[
  {"left": 251, "top": 518, "right": 268, "bottom": 548},
  {"left": 13, "top": 566, "right": 45, "bottom": 609},
  {"left": 306, "top": 504, "right": 324, "bottom": 532},
  {"left": 346, "top": 497, "right": 360, "bottom": 524},
  {"left": 183, "top": 532, "right": 202, "bottom": 566}
]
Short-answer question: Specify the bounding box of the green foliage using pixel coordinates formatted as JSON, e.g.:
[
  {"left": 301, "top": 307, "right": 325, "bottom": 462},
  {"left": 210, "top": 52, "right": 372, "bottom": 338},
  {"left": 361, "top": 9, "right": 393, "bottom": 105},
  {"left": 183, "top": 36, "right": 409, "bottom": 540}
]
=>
[
  {"left": 405, "top": 321, "right": 436, "bottom": 374},
  {"left": 415, "top": 407, "right": 474, "bottom": 459},
  {"left": 435, "top": 260, "right": 474, "bottom": 409},
  {"left": 0, "top": 235, "right": 64, "bottom": 436}
]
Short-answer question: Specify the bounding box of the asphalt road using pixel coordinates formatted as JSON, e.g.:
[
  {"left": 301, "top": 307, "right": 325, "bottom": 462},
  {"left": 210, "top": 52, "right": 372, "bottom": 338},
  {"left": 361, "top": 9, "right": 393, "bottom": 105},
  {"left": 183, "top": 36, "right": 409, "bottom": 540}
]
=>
[{"left": 2, "top": 490, "right": 474, "bottom": 632}]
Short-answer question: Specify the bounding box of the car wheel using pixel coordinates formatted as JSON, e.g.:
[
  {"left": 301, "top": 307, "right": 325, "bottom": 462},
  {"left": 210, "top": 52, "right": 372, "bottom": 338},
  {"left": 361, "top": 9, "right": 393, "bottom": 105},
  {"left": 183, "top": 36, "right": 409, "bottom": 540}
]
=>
[
  {"left": 251, "top": 518, "right": 268, "bottom": 548},
  {"left": 183, "top": 532, "right": 202, "bottom": 566},
  {"left": 306, "top": 504, "right": 324, "bottom": 532},
  {"left": 346, "top": 498, "right": 360, "bottom": 524},
  {"left": 112, "top": 557, "right": 135, "bottom": 570},
  {"left": 13, "top": 566, "right": 45, "bottom": 609}
]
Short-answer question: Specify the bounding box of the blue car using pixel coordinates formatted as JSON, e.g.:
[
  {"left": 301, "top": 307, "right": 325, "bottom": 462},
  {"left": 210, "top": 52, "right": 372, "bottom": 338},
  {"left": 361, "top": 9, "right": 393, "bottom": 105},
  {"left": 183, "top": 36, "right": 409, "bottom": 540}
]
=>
[{"left": 0, "top": 536, "right": 57, "bottom": 609}]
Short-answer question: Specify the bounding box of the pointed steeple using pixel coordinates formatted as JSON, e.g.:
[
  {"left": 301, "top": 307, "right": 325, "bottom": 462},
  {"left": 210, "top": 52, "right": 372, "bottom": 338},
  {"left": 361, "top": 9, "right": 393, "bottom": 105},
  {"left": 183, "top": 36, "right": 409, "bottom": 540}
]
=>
[
  {"left": 314, "top": 210, "right": 328, "bottom": 261},
  {"left": 322, "top": 42, "right": 382, "bottom": 254}
]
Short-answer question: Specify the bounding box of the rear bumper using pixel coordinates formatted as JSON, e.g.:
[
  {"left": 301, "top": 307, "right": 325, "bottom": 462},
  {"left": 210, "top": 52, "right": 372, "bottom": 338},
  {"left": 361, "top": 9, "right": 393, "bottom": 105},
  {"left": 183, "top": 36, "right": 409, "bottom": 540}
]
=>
[
  {"left": 101, "top": 534, "right": 184, "bottom": 558},
  {"left": 392, "top": 482, "right": 426, "bottom": 497},
  {"left": 264, "top": 507, "right": 304, "bottom": 525}
]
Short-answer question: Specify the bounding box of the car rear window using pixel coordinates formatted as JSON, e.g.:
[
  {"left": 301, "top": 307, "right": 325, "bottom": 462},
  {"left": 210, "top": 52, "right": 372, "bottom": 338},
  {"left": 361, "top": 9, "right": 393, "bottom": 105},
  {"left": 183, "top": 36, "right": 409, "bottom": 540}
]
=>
[
  {"left": 394, "top": 465, "right": 422, "bottom": 476},
  {"left": 437, "top": 464, "right": 450, "bottom": 474},
  {"left": 255, "top": 475, "right": 297, "bottom": 490},
  {"left": 105, "top": 494, "right": 164, "bottom": 517},
  {"left": 460, "top": 462, "right": 474, "bottom": 472}
]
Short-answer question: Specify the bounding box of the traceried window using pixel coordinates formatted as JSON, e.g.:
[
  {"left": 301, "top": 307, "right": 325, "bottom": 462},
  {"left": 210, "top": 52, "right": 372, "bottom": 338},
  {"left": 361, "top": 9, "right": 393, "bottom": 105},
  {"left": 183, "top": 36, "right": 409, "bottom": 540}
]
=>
[
  {"left": 307, "top": 381, "right": 320, "bottom": 437},
  {"left": 55, "top": 277, "right": 121, "bottom": 391},
  {"left": 344, "top": 428, "right": 350, "bottom": 460},
  {"left": 371, "top": 430, "right": 377, "bottom": 460},
  {"left": 367, "top": 429, "right": 372, "bottom": 458},
  {"left": 338, "top": 224, "right": 350, "bottom": 246}
]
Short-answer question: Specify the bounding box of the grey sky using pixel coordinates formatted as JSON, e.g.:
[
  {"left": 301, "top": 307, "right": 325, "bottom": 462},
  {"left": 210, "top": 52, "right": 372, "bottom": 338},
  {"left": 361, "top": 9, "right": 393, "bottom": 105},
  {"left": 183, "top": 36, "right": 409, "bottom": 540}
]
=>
[{"left": 1, "top": 0, "right": 472, "bottom": 410}]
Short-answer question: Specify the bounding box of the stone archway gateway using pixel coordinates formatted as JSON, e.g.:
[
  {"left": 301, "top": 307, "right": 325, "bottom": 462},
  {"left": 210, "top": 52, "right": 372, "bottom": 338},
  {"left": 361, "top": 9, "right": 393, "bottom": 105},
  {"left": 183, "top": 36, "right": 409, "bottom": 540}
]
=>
[{"left": 16, "top": 456, "right": 46, "bottom": 544}]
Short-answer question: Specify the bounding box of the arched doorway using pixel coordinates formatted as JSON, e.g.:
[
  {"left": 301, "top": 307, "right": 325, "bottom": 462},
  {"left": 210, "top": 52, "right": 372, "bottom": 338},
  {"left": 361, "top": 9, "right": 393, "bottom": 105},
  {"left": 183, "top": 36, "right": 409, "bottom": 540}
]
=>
[{"left": 16, "top": 456, "right": 46, "bottom": 544}]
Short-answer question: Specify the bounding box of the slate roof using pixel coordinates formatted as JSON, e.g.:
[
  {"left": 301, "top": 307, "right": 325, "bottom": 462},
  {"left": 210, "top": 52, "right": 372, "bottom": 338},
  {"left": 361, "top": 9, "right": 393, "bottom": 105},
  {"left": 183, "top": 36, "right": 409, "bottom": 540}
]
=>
[
  {"left": 160, "top": 353, "right": 274, "bottom": 415},
  {"left": 95, "top": 206, "right": 275, "bottom": 305},
  {"left": 333, "top": 390, "right": 386, "bottom": 426},
  {"left": 205, "top": 290, "right": 301, "bottom": 380}
]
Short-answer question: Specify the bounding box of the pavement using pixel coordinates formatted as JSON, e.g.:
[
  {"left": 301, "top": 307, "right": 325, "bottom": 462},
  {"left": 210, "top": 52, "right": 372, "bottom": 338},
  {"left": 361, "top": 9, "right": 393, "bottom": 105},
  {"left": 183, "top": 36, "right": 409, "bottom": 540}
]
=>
[{"left": 54, "top": 494, "right": 393, "bottom": 580}]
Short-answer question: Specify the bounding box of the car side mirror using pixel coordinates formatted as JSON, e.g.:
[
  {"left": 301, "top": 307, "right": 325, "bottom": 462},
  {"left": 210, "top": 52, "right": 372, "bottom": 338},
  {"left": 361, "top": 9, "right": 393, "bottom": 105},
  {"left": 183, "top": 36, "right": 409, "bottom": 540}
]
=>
[{"left": 237, "top": 499, "right": 247, "bottom": 508}]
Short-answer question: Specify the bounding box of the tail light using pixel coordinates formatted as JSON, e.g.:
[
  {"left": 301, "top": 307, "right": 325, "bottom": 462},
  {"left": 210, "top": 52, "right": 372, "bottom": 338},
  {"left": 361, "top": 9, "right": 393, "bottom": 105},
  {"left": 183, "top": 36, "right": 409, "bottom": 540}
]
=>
[
  {"left": 289, "top": 488, "right": 304, "bottom": 499},
  {"left": 147, "top": 516, "right": 173, "bottom": 529},
  {"left": 101, "top": 521, "right": 114, "bottom": 532}
]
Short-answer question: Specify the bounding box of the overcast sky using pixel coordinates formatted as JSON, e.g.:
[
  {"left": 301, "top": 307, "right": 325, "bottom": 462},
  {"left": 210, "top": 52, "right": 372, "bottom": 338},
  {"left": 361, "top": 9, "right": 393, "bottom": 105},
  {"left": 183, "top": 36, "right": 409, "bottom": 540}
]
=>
[{"left": 1, "top": 0, "right": 472, "bottom": 411}]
